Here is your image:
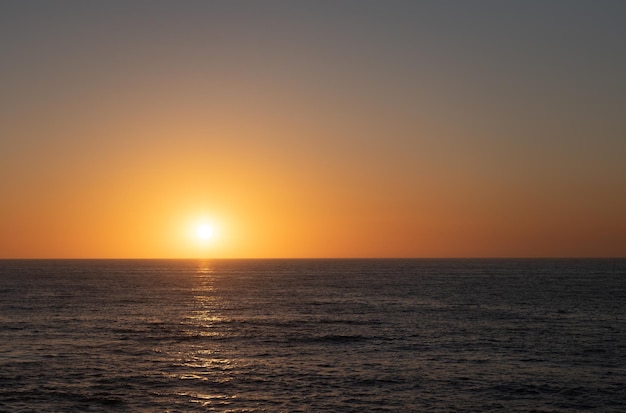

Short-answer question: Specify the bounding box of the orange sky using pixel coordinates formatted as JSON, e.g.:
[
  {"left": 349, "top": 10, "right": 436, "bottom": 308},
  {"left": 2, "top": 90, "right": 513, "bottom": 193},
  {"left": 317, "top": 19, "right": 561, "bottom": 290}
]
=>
[{"left": 1, "top": 2, "right": 625, "bottom": 258}]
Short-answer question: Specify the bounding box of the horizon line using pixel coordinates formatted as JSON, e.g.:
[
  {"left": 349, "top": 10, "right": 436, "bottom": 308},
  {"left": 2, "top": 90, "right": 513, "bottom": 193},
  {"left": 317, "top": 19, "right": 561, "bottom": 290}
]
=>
[{"left": 1, "top": 257, "right": 624, "bottom": 260}]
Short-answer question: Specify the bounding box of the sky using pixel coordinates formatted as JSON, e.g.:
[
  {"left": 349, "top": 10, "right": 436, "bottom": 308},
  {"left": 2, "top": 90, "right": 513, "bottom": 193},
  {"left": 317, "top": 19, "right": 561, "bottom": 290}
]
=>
[{"left": 1, "top": 1, "right": 625, "bottom": 258}]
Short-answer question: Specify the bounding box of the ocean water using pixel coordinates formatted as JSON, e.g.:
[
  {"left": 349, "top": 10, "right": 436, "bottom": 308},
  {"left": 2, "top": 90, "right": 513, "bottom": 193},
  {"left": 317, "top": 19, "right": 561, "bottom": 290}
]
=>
[{"left": 1, "top": 259, "right": 625, "bottom": 412}]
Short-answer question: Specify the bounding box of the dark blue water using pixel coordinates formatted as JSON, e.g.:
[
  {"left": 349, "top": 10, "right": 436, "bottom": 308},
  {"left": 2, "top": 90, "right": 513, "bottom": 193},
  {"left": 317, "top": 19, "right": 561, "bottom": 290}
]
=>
[{"left": 1, "top": 259, "right": 625, "bottom": 412}]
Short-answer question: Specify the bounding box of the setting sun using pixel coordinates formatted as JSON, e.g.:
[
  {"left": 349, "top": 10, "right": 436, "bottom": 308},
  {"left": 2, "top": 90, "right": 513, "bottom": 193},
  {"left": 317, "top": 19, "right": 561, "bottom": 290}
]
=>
[
  {"left": 0, "top": 1, "right": 624, "bottom": 261},
  {"left": 2, "top": 2, "right": 625, "bottom": 412},
  {"left": 196, "top": 224, "right": 214, "bottom": 240}
]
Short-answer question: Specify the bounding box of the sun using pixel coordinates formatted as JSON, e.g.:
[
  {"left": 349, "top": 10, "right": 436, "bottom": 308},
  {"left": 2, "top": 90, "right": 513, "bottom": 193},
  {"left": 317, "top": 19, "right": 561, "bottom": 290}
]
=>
[{"left": 196, "top": 224, "right": 214, "bottom": 240}]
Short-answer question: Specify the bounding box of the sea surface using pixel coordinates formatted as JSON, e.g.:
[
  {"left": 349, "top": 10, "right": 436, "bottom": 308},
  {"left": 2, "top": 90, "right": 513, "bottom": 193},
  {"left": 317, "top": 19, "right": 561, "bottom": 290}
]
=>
[{"left": 1, "top": 259, "right": 625, "bottom": 412}]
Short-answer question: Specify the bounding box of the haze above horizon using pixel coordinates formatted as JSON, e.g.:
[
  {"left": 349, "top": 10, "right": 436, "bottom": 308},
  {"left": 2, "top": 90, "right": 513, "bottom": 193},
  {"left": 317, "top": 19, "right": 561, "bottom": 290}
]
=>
[{"left": 1, "top": 1, "right": 625, "bottom": 258}]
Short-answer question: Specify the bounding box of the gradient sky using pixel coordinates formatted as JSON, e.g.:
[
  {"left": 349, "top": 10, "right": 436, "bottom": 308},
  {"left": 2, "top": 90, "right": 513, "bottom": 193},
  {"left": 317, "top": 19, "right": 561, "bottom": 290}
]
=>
[{"left": 1, "top": 1, "right": 625, "bottom": 258}]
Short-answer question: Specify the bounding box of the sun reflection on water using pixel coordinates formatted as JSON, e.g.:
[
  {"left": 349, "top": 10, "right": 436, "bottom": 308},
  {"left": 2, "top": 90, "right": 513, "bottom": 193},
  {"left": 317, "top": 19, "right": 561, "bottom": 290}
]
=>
[
  {"left": 173, "top": 259, "right": 234, "bottom": 407},
  {"left": 196, "top": 260, "right": 214, "bottom": 276}
]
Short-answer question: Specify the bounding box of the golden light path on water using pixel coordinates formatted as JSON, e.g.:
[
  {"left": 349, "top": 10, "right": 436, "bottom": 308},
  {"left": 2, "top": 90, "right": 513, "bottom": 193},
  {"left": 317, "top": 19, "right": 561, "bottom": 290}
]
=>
[{"left": 173, "top": 260, "right": 235, "bottom": 407}]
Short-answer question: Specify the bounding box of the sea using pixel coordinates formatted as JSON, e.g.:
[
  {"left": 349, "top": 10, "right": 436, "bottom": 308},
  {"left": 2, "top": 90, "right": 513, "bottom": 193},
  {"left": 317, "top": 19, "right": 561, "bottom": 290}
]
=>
[{"left": 0, "top": 259, "right": 625, "bottom": 412}]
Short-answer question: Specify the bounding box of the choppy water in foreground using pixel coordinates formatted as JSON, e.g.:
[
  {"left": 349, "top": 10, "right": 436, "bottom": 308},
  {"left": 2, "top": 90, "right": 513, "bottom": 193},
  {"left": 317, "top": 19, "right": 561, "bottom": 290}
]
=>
[{"left": 1, "top": 259, "right": 625, "bottom": 412}]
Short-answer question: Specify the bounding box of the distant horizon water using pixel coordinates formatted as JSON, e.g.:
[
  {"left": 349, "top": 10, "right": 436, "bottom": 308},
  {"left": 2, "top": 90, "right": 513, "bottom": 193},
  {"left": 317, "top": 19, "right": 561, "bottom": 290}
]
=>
[{"left": 2, "top": 258, "right": 625, "bottom": 411}]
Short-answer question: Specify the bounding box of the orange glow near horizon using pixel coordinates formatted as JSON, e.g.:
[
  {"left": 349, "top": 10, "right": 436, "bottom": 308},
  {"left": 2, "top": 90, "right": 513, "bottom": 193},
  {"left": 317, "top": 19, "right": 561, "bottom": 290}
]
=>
[
  {"left": 1, "top": 3, "right": 625, "bottom": 258},
  {"left": 1, "top": 103, "right": 625, "bottom": 259}
]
